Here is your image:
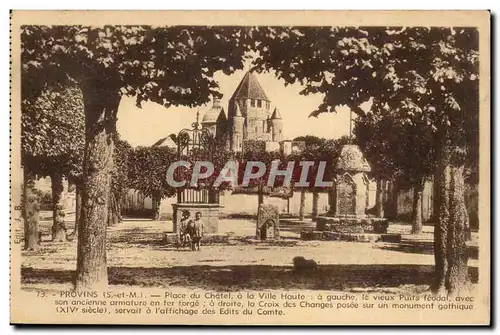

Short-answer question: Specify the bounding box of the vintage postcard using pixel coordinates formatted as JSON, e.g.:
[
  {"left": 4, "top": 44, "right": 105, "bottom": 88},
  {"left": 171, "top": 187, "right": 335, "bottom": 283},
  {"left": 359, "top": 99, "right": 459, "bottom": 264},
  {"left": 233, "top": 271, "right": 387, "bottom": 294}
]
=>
[{"left": 10, "top": 10, "right": 490, "bottom": 325}]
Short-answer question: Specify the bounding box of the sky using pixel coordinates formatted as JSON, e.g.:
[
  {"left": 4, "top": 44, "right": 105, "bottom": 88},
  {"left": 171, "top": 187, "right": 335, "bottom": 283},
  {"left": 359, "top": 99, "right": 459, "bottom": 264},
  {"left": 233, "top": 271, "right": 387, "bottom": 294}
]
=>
[{"left": 116, "top": 67, "right": 355, "bottom": 148}]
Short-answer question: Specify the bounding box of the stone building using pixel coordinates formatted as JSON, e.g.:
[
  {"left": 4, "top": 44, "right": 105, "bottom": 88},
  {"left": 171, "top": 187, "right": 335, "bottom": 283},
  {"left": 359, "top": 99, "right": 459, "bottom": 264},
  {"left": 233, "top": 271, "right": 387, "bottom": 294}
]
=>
[{"left": 200, "top": 71, "right": 286, "bottom": 153}]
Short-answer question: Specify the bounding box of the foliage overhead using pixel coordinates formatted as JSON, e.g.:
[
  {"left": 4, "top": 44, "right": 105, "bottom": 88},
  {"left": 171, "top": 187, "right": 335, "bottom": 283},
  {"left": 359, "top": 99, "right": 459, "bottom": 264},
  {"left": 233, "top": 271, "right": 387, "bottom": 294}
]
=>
[
  {"left": 290, "top": 135, "right": 350, "bottom": 189},
  {"left": 354, "top": 112, "right": 437, "bottom": 186},
  {"left": 250, "top": 26, "right": 479, "bottom": 152},
  {"left": 22, "top": 26, "right": 251, "bottom": 108},
  {"left": 21, "top": 84, "right": 85, "bottom": 181}
]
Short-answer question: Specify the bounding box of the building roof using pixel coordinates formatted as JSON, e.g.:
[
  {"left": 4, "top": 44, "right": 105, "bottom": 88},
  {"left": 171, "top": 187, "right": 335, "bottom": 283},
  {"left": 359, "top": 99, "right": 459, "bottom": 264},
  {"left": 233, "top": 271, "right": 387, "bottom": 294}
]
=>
[
  {"left": 335, "top": 144, "right": 372, "bottom": 173},
  {"left": 202, "top": 98, "right": 224, "bottom": 123},
  {"left": 231, "top": 71, "right": 270, "bottom": 101},
  {"left": 271, "top": 108, "right": 282, "bottom": 119},
  {"left": 152, "top": 136, "right": 177, "bottom": 148}
]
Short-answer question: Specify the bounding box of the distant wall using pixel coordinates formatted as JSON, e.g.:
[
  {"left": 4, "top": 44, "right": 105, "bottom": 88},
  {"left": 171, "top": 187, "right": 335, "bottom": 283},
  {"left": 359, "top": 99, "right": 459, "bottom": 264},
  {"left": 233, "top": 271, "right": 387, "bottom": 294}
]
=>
[
  {"left": 122, "top": 180, "right": 378, "bottom": 220},
  {"left": 396, "top": 179, "right": 434, "bottom": 222},
  {"left": 34, "top": 176, "right": 76, "bottom": 213},
  {"left": 395, "top": 180, "right": 478, "bottom": 229}
]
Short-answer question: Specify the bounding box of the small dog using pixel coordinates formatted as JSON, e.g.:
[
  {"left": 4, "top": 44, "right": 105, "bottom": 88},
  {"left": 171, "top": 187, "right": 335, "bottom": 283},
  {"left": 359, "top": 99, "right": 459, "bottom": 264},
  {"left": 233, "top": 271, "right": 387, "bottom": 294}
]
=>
[{"left": 292, "top": 256, "right": 318, "bottom": 272}]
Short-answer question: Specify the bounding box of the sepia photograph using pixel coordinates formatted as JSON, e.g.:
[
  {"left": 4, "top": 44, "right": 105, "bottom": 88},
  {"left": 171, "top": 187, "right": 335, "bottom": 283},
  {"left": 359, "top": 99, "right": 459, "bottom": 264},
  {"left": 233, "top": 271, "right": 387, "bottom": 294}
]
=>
[{"left": 9, "top": 10, "right": 490, "bottom": 325}]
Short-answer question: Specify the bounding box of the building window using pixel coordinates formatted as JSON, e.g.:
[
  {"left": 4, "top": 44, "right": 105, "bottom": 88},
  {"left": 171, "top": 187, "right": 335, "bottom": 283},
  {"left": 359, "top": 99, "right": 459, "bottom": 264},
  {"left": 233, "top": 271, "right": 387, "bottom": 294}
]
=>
[
  {"left": 251, "top": 99, "right": 255, "bottom": 107},
  {"left": 257, "top": 100, "right": 262, "bottom": 108}
]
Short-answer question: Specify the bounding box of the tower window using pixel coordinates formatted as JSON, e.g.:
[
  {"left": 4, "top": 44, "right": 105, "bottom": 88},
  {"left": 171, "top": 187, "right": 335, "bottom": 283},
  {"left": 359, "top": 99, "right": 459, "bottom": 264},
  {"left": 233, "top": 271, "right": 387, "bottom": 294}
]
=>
[{"left": 257, "top": 100, "right": 262, "bottom": 108}]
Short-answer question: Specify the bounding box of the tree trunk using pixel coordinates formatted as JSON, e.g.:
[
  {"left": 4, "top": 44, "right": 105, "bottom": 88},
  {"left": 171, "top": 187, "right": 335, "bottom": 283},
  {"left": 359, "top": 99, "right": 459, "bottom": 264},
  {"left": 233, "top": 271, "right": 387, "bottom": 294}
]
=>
[
  {"left": 107, "top": 192, "right": 120, "bottom": 226},
  {"left": 299, "top": 189, "right": 306, "bottom": 221},
  {"left": 464, "top": 204, "right": 471, "bottom": 242},
  {"left": 381, "top": 180, "right": 388, "bottom": 215},
  {"left": 411, "top": 181, "right": 424, "bottom": 234},
  {"left": 431, "top": 173, "right": 440, "bottom": 223},
  {"left": 76, "top": 83, "right": 120, "bottom": 290},
  {"left": 327, "top": 188, "right": 333, "bottom": 214},
  {"left": 117, "top": 200, "right": 122, "bottom": 223},
  {"left": 327, "top": 183, "right": 336, "bottom": 215},
  {"left": 69, "top": 184, "right": 82, "bottom": 239},
  {"left": 311, "top": 189, "right": 319, "bottom": 220},
  {"left": 433, "top": 145, "right": 469, "bottom": 295},
  {"left": 23, "top": 169, "right": 39, "bottom": 250},
  {"left": 385, "top": 181, "right": 393, "bottom": 217},
  {"left": 389, "top": 180, "right": 400, "bottom": 220},
  {"left": 152, "top": 194, "right": 161, "bottom": 221},
  {"left": 257, "top": 184, "right": 264, "bottom": 207},
  {"left": 375, "top": 179, "right": 384, "bottom": 218},
  {"left": 51, "top": 172, "right": 67, "bottom": 242}
]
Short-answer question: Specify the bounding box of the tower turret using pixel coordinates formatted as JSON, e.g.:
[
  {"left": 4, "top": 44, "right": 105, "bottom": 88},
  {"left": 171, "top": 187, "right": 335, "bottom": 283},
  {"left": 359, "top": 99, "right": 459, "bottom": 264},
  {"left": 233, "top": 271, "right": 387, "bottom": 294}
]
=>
[
  {"left": 270, "top": 107, "right": 283, "bottom": 142},
  {"left": 231, "top": 103, "right": 245, "bottom": 152}
]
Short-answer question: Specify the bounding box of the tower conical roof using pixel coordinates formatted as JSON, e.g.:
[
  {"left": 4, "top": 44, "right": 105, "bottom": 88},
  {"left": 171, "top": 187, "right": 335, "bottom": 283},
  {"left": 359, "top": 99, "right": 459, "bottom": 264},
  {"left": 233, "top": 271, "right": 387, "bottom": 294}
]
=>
[
  {"left": 231, "top": 71, "right": 270, "bottom": 101},
  {"left": 271, "top": 107, "right": 282, "bottom": 119}
]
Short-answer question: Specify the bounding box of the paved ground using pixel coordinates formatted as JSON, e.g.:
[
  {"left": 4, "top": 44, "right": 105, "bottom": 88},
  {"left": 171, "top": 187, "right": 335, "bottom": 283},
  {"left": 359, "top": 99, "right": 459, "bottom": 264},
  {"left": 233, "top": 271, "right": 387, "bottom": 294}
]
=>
[{"left": 20, "top": 218, "right": 479, "bottom": 293}]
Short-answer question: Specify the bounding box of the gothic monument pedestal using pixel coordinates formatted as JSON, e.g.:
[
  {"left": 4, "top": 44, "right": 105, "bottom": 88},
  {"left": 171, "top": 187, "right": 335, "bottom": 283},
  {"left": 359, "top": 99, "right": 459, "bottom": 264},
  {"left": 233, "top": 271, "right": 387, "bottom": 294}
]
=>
[{"left": 312, "top": 144, "right": 389, "bottom": 241}]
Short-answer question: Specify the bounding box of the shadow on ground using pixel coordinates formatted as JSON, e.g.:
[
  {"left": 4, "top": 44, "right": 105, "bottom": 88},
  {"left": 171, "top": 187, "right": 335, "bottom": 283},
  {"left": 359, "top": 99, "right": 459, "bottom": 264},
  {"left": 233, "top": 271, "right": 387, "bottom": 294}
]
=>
[
  {"left": 109, "top": 235, "right": 301, "bottom": 249},
  {"left": 22, "top": 264, "right": 478, "bottom": 292},
  {"left": 375, "top": 240, "right": 479, "bottom": 260}
]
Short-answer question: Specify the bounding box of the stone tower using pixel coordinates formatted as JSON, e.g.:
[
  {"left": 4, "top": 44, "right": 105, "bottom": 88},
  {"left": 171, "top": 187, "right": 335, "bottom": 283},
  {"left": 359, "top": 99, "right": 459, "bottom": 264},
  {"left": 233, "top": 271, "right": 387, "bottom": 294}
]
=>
[
  {"left": 231, "top": 103, "right": 244, "bottom": 152},
  {"left": 270, "top": 107, "right": 283, "bottom": 142},
  {"left": 228, "top": 71, "right": 271, "bottom": 141}
]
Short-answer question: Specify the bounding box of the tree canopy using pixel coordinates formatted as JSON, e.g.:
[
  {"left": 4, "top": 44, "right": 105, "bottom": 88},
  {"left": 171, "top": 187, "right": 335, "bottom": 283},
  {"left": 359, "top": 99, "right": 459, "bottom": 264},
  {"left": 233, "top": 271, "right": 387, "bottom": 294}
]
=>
[
  {"left": 21, "top": 84, "right": 85, "bottom": 181},
  {"left": 22, "top": 26, "right": 251, "bottom": 107},
  {"left": 353, "top": 112, "right": 436, "bottom": 187},
  {"left": 250, "top": 26, "right": 478, "bottom": 148},
  {"left": 290, "top": 135, "right": 350, "bottom": 190}
]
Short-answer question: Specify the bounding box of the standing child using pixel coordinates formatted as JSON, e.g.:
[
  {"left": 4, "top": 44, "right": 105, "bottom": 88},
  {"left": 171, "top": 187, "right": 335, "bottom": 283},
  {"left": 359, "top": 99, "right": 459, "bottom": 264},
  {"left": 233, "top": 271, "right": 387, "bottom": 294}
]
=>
[
  {"left": 178, "top": 210, "right": 192, "bottom": 249},
  {"left": 190, "top": 211, "right": 204, "bottom": 251}
]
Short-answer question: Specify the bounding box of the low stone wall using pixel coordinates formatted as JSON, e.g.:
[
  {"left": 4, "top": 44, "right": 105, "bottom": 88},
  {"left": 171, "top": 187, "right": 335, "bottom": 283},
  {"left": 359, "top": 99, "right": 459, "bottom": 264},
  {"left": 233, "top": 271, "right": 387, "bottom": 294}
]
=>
[
  {"left": 172, "top": 203, "right": 221, "bottom": 234},
  {"left": 315, "top": 216, "right": 389, "bottom": 234},
  {"left": 163, "top": 233, "right": 230, "bottom": 245},
  {"left": 300, "top": 230, "right": 401, "bottom": 243}
]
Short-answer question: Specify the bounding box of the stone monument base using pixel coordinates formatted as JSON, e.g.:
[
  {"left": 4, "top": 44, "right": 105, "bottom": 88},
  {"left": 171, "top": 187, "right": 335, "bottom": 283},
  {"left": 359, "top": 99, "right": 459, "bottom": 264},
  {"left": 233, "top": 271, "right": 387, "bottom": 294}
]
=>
[
  {"left": 163, "top": 232, "right": 230, "bottom": 245},
  {"left": 300, "top": 230, "right": 401, "bottom": 243},
  {"left": 315, "top": 216, "right": 388, "bottom": 234},
  {"left": 172, "top": 203, "right": 221, "bottom": 234},
  {"left": 256, "top": 204, "right": 280, "bottom": 240}
]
